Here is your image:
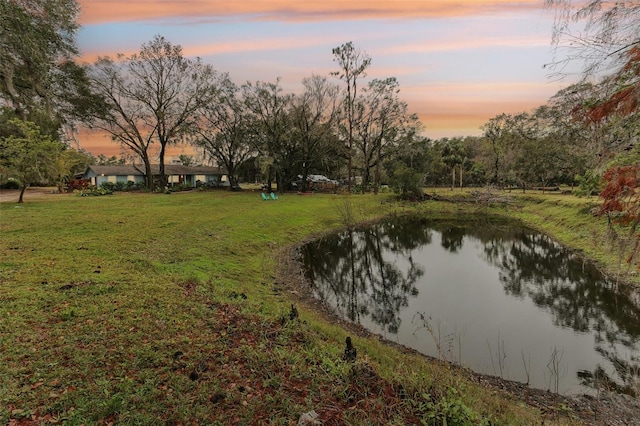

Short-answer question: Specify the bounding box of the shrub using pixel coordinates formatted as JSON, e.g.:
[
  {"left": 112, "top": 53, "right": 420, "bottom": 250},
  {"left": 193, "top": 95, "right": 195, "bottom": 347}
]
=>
[
  {"left": 169, "top": 183, "right": 193, "bottom": 192},
  {"left": 389, "top": 164, "right": 424, "bottom": 200},
  {"left": 420, "top": 387, "right": 492, "bottom": 426},
  {"left": 67, "top": 179, "right": 90, "bottom": 191},
  {"left": 98, "top": 181, "right": 143, "bottom": 192},
  {"left": 574, "top": 171, "right": 601, "bottom": 197},
  {"left": 75, "top": 185, "right": 113, "bottom": 197},
  {"left": 0, "top": 179, "right": 20, "bottom": 189}
]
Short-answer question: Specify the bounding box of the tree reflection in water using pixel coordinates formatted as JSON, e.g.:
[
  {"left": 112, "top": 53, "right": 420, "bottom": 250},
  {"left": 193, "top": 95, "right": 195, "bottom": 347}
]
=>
[
  {"left": 302, "top": 217, "right": 640, "bottom": 395},
  {"left": 302, "top": 218, "right": 427, "bottom": 334},
  {"left": 479, "top": 227, "right": 640, "bottom": 395}
]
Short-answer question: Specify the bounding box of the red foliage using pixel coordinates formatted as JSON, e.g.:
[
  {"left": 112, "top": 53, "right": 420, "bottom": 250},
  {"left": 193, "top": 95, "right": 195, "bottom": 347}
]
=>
[
  {"left": 67, "top": 179, "right": 90, "bottom": 191},
  {"left": 598, "top": 165, "right": 640, "bottom": 267},
  {"left": 589, "top": 46, "right": 640, "bottom": 123},
  {"left": 599, "top": 165, "right": 640, "bottom": 223}
]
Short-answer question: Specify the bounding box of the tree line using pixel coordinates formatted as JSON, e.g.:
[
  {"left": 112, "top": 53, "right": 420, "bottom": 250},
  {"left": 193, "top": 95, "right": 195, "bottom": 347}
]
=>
[{"left": 0, "top": 0, "right": 637, "bottom": 210}]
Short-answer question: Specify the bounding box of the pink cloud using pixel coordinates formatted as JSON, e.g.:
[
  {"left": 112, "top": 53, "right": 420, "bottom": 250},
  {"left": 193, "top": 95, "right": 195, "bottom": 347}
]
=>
[{"left": 78, "top": 0, "right": 543, "bottom": 25}]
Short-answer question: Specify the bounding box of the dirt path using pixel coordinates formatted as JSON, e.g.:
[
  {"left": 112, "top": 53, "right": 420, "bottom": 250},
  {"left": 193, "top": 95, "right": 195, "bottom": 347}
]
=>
[{"left": 0, "top": 187, "right": 70, "bottom": 203}]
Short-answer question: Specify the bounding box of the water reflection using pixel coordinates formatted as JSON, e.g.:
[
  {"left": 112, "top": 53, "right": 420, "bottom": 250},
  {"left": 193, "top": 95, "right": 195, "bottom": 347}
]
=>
[
  {"left": 481, "top": 227, "right": 640, "bottom": 395},
  {"left": 305, "top": 219, "right": 427, "bottom": 333},
  {"left": 302, "top": 217, "right": 640, "bottom": 395}
]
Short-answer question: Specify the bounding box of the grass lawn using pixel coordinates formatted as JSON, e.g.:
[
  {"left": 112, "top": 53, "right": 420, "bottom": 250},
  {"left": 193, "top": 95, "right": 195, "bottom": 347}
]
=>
[{"left": 0, "top": 188, "right": 628, "bottom": 425}]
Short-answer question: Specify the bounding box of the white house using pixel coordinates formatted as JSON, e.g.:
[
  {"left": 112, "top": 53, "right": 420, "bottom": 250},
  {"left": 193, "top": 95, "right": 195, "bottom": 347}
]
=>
[{"left": 82, "top": 165, "right": 228, "bottom": 188}]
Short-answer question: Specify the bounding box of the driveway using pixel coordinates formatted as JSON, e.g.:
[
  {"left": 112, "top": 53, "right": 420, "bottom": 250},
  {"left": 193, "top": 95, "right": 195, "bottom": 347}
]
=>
[{"left": 0, "top": 187, "right": 67, "bottom": 203}]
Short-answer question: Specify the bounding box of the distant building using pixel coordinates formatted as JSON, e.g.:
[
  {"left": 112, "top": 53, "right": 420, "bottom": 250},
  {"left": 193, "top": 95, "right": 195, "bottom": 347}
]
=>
[{"left": 82, "top": 165, "right": 228, "bottom": 188}]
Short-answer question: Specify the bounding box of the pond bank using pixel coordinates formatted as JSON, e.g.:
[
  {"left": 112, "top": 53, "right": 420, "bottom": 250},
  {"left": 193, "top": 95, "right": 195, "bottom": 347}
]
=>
[
  {"left": 277, "top": 241, "right": 640, "bottom": 425},
  {"left": 277, "top": 194, "right": 640, "bottom": 425},
  {"left": 489, "top": 192, "right": 639, "bottom": 289}
]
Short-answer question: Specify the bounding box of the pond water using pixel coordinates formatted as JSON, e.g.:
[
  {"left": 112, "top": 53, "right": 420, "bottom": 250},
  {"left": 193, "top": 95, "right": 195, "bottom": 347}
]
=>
[{"left": 301, "top": 216, "right": 640, "bottom": 396}]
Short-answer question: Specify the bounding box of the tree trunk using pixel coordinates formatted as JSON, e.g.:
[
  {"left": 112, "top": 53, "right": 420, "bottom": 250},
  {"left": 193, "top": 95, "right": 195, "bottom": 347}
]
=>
[
  {"left": 158, "top": 145, "right": 168, "bottom": 189},
  {"left": 143, "top": 160, "right": 153, "bottom": 190},
  {"left": 373, "top": 143, "right": 381, "bottom": 195},
  {"left": 362, "top": 167, "right": 370, "bottom": 193},
  {"left": 18, "top": 185, "right": 27, "bottom": 203},
  {"left": 451, "top": 167, "right": 455, "bottom": 190},
  {"left": 226, "top": 162, "right": 236, "bottom": 190},
  {"left": 459, "top": 165, "right": 463, "bottom": 190},
  {"left": 347, "top": 141, "right": 353, "bottom": 193}
]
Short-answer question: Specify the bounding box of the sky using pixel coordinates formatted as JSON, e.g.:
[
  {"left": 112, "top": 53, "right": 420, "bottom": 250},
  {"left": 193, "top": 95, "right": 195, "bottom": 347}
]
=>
[{"left": 74, "top": 0, "right": 576, "bottom": 157}]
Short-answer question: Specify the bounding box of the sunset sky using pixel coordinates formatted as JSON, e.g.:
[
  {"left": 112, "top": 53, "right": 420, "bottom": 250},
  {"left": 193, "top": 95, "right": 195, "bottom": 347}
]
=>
[{"left": 75, "top": 0, "right": 577, "bottom": 157}]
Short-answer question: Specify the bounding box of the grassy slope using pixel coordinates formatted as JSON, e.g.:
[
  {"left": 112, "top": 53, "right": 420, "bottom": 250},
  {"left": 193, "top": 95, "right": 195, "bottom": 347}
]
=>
[
  {"left": 0, "top": 190, "right": 608, "bottom": 425},
  {"left": 496, "top": 191, "right": 639, "bottom": 287}
]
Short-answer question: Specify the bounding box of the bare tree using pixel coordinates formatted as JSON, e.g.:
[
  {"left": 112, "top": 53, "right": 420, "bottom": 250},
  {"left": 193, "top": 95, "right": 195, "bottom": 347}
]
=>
[
  {"left": 481, "top": 113, "right": 512, "bottom": 186},
  {"left": 84, "top": 35, "right": 217, "bottom": 189},
  {"left": 332, "top": 42, "right": 371, "bottom": 192},
  {"left": 546, "top": 1, "right": 640, "bottom": 123},
  {"left": 545, "top": 0, "right": 640, "bottom": 79}
]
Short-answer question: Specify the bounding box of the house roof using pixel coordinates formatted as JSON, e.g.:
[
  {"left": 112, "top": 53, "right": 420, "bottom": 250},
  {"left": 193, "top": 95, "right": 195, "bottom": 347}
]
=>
[
  {"left": 163, "top": 165, "right": 225, "bottom": 175},
  {"left": 84, "top": 165, "right": 225, "bottom": 176},
  {"left": 85, "top": 165, "right": 143, "bottom": 176}
]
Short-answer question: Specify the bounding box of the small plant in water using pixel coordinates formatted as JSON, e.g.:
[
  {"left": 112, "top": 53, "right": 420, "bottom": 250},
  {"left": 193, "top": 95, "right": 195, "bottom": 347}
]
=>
[
  {"left": 546, "top": 346, "right": 567, "bottom": 394},
  {"left": 412, "top": 312, "right": 456, "bottom": 362},
  {"left": 486, "top": 333, "right": 507, "bottom": 379},
  {"left": 521, "top": 350, "right": 532, "bottom": 386}
]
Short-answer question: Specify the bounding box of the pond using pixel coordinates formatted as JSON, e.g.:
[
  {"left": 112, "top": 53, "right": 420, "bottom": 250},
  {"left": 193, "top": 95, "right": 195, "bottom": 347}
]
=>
[{"left": 301, "top": 216, "right": 640, "bottom": 396}]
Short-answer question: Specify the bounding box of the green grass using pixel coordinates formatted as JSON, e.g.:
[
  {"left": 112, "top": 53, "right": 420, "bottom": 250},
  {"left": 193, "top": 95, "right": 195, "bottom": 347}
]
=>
[
  {"left": 0, "top": 189, "right": 613, "bottom": 424},
  {"left": 504, "top": 192, "right": 638, "bottom": 286}
]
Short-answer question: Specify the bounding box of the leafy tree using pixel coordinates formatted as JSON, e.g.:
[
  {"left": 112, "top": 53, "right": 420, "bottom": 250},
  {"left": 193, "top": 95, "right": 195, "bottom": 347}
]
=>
[
  {"left": 195, "top": 73, "right": 255, "bottom": 189},
  {"left": 56, "top": 146, "right": 94, "bottom": 183},
  {"left": 533, "top": 99, "right": 590, "bottom": 184},
  {"left": 355, "top": 77, "right": 418, "bottom": 193},
  {"left": 0, "top": 0, "right": 79, "bottom": 119},
  {"left": 422, "top": 138, "right": 450, "bottom": 188},
  {"left": 514, "top": 135, "right": 567, "bottom": 192},
  {"left": 480, "top": 113, "right": 514, "bottom": 186},
  {"left": 96, "top": 154, "right": 125, "bottom": 166},
  {"left": 178, "top": 154, "right": 195, "bottom": 166},
  {"left": 574, "top": 170, "right": 602, "bottom": 197},
  {"left": 387, "top": 132, "right": 431, "bottom": 171},
  {"left": 83, "top": 35, "right": 217, "bottom": 189},
  {"left": 242, "top": 79, "right": 294, "bottom": 192},
  {"left": 0, "top": 119, "right": 65, "bottom": 202},
  {"left": 290, "top": 74, "right": 341, "bottom": 191},
  {"left": 441, "top": 138, "right": 465, "bottom": 190},
  {"left": 332, "top": 42, "right": 371, "bottom": 192},
  {"left": 389, "top": 164, "right": 424, "bottom": 200},
  {"left": 459, "top": 136, "right": 486, "bottom": 187}
]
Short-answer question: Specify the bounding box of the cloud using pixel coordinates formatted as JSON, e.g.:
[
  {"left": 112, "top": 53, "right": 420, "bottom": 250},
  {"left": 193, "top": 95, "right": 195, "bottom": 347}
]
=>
[
  {"left": 78, "top": 0, "right": 543, "bottom": 25},
  {"left": 382, "top": 35, "right": 550, "bottom": 55}
]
